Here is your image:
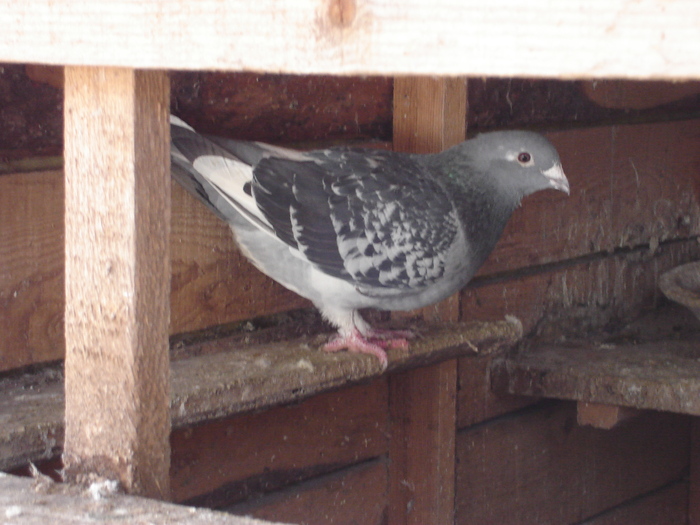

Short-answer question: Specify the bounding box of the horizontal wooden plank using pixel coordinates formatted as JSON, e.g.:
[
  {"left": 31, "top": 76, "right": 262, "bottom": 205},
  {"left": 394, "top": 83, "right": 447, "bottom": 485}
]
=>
[
  {"left": 10, "top": 67, "right": 700, "bottom": 160},
  {"left": 0, "top": 170, "right": 64, "bottom": 370},
  {"left": 1, "top": 1, "right": 699, "bottom": 78},
  {"left": 225, "top": 459, "right": 387, "bottom": 524},
  {"left": 491, "top": 303, "right": 700, "bottom": 415},
  {"left": 171, "top": 318, "right": 520, "bottom": 428},
  {"left": 580, "top": 79, "right": 700, "bottom": 110},
  {"left": 172, "top": 382, "right": 388, "bottom": 503},
  {"left": 0, "top": 473, "right": 285, "bottom": 525},
  {"left": 492, "top": 339, "right": 700, "bottom": 416},
  {"left": 455, "top": 402, "right": 690, "bottom": 524},
  {"left": 582, "top": 482, "right": 688, "bottom": 525},
  {"left": 0, "top": 318, "right": 521, "bottom": 472},
  {"left": 468, "top": 78, "right": 700, "bottom": 131},
  {"left": 457, "top": 238, "right": 700, "bottom": 427}
]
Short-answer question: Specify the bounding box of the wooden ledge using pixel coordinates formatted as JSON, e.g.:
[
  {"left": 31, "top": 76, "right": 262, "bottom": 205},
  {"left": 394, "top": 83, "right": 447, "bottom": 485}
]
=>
[
  {"left": 0, "top": 318, "right": 521, "bottom": 471},
  {"left": 0, "top": 473, "right": 286, "bottom": 524},
  {"left": 491, "top": 306, "right": 700, "bottom": 416}
]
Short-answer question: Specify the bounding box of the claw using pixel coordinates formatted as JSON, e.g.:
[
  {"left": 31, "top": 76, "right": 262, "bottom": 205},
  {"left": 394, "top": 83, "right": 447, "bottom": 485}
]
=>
[{"left": 322, "top": 328, "right": 416, "bottom": 370}]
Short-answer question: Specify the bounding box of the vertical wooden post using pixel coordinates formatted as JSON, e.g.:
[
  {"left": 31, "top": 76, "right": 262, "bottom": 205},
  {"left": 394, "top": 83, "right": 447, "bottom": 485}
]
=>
[
  {"left": 388, "top": 77, "right": 467, "bottom": 524},
  {"left": 63, "top": 67, "right": 171, "bottom": 499}
]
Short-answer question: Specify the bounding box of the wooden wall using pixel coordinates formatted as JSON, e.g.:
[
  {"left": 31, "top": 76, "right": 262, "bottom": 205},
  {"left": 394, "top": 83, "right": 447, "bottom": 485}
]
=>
[{"left": 2, "top": 66, "right": 700, "bottom": 523}]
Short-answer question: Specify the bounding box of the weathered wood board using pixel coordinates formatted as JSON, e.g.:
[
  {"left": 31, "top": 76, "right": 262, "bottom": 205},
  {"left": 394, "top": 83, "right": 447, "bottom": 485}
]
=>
[
  {"left": 0, "top": 170, "right": 64, "bottom": 370},
  {"left": 62, "top": 67, "right": 171, "bottom": 498},
  {"left": 491, "top": 337, "right": 700, "bottom": 416},
  {"left": 225, "top": 459, "right": 388, "bottom": 525},
  {"left": 1, "top": 1, "right": 700, "bottom": 79},
  {"left": 172, "top": 382, "right": 388, "bottom": 504},
  {"left": 0, "top": 473, "right": 287, "bottom": 525},
  {"left": 462, "top": 237, "right": 700, "bottom": 337},
  {"left": 7, "top": 66, "right": 700, "bottom": 163},
  {"left": 0, "top": 319, "right": 520, "bottom": 473},
  {"left": 455, "top": 402, "right": 690, "bottom": 524}
]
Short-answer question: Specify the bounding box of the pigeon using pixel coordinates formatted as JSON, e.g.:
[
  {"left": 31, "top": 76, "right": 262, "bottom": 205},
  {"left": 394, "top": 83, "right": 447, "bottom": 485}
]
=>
[{"left": 170, "top": 115, "right": 569, "bottom": 369}]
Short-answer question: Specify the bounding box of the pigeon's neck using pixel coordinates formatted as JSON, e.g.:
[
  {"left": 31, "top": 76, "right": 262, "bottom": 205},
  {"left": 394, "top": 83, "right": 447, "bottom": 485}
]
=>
[{"left": 440, "top": 168, "right": 521, "bottom": 268}]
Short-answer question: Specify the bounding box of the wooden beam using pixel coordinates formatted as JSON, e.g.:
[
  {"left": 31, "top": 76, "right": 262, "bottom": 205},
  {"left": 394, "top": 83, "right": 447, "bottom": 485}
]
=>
[
  {"left": 224, "top": 459, "right": 388, "bottom": 524},
  {"left": 1, "top": 1, "right": 699, "bottom": 79},
  {"left": 387, "top": 76, "right": 466, "bottom": 524},
  {"left": 389, "top": 362, "right": 457, "bottom": 524},
  {"left": 62, "top": 67, "right": 171, "bottom": 498},
  {"left": 393, "top": 77, "right": 467, "bottom": 154},
  {"left": 0, "top": 319, "right": 521, "bottom": 473},
  {"left": 490, "top": 325, "right": 700, "bottom": 416}
]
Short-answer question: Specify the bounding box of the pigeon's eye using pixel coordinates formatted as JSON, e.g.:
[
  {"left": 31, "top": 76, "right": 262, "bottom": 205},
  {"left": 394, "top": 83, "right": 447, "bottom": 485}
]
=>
[{"left": 517, "top": 152, "right": 532, "bottom": 164}]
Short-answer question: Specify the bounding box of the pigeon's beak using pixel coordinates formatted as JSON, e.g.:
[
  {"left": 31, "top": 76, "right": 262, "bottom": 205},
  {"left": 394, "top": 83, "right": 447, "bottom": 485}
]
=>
[{"left": 542, "top": 163, "right": 570, "bottom": 195}]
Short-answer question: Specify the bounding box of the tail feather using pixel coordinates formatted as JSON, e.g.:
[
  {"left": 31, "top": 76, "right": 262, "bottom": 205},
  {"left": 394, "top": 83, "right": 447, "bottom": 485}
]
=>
[{"left": 170, "top": 116, "right": 275, "bottom": 237}]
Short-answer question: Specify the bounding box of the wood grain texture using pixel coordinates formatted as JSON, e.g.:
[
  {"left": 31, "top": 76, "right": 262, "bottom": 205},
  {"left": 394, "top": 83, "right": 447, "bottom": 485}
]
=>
[
  {"left": 171, "top": 380, "right": 389, "bottom": 503},
  {"left": 393, "top": 76, "right": 467, "bottom": 155},
  {"left": 62, "top": 67, "right": 171, "bottom": 498},
  {"left": 455, "top": 402, "right": 690, "bottom": 524},
  {"left": 226, "top": 459, "right": 388, "bottom": 525},
  {"left": 0, "top": 318, "right": 520, "bottom": 473},
  {"left": 1, "top": 1, "right": 700, "bottom": 79},
  {"left": 492, "top": 332, "right": 700, "bottom": 415},
  {"left": 463, "top": 237, "right": 700, "bottom": 337},
  {"left": 388, "top": 362, "right": 457, "bottom": 524},
  {"left": 0, "top": 170, "right": 64, "bottom": 370},
  {"left": 170, "top": 319, "right": 519, "bottom": 429}
]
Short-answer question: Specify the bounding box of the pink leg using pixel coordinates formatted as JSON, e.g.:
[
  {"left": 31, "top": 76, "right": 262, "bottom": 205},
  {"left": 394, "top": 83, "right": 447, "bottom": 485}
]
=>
[{"left": 322, "top": 329, "right": 415, "bottom": 370}]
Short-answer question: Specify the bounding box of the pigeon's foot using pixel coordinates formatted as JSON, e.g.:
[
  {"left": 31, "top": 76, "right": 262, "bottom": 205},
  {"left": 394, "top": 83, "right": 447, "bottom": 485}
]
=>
[{"left": 323, "top": 329, "right": 412, "bottom": 370}]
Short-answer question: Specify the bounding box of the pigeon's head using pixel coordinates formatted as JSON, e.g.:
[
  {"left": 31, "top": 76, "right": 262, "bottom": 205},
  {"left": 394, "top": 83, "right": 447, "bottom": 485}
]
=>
[{"left": 460, "top": 130, "right": 570, "bottom": 198}]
